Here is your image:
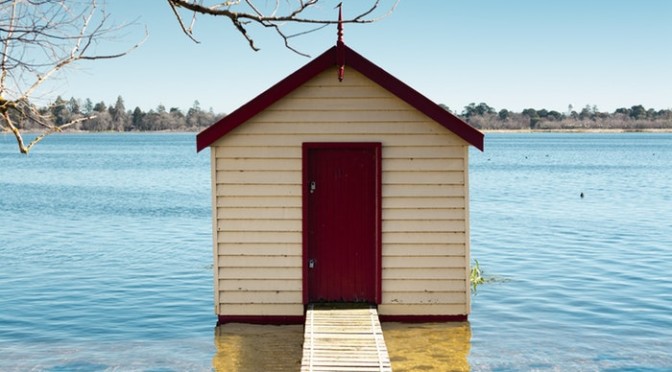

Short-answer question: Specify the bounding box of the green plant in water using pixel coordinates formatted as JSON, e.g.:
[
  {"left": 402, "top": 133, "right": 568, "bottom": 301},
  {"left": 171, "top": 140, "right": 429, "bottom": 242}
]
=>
[
  {"left": 470, "top": 259, "right": 510, "bottom": 295},
  {"left": 470, "top": 259, "right": 486, "bottom": 293}
]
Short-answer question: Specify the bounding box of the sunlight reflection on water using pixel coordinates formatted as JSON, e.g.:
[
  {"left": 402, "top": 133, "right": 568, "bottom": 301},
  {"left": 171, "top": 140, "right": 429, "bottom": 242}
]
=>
[
  {"left": 383, "top": 322, "right": 471, "bottom": 372},
  {"left": 213, "top": 324, "right": 304, "bottom": 371},
  {"left": 211, "top": 322, "right": 471, "bottom": 371},
  {"left": 2, "top": 133, "right": 671, "bottom": 371}
]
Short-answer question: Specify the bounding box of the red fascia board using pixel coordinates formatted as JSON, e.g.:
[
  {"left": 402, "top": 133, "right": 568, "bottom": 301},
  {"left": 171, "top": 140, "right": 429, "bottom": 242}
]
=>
[
  {"left": 196, "top": 47, "right": 337, "bottom": 152},
  {"left": 345, "top": 47, "right": 484, "bottom": 151},
  {"left": 196, "top": 45, "right": 484, "bottom": 152}
]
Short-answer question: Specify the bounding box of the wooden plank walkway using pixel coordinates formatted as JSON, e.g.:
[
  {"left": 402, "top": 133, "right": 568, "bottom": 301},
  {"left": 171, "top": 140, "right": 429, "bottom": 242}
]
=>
[{"left": 301, "top": 305, "right": 392, "bottom": 372}]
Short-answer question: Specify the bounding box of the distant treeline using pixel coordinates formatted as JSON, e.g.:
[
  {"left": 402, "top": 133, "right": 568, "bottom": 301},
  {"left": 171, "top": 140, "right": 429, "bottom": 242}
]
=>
[
  {"left": 445, "top": 102, "right": 672, "bottom": 131},
  {"left": 12, "top": 95, "right": 672, "bottom": 132},
  {"left": 14, "top": 96, "right": 222, "bottom": 132}
]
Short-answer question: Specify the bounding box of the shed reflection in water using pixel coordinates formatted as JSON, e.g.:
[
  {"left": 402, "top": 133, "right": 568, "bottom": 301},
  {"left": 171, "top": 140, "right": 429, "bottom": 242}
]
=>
[
  {"left": 213, "top": 321, "right": 470, "bottom": 371},
  {"left": 383, "top": 322, "right": 471, "bottom": 371},
  {"left": 213, "top": 323, "right": 304, "bottom": 371}
]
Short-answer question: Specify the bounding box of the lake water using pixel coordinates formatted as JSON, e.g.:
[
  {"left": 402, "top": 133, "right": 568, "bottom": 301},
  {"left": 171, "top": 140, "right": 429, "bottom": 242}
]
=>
[{"left": 1, "top": 132, "right": 671, "bottom": 371}]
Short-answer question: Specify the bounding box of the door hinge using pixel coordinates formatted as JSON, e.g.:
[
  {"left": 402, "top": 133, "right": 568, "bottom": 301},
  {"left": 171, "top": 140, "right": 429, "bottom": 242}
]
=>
[{"left": 309, "top": 181, "right": 316, "bottom": 194}]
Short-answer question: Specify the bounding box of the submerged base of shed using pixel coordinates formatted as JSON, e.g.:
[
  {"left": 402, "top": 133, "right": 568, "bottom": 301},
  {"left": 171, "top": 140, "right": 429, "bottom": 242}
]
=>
[
  {"left": 217, "top": 312, "right": 468, "bottom": 325},
  {"left": 217, "top": 315, "right": 305, "bottom": 326},
  {"left": 378, "top": 314, "right": 468, "bottom": 323}
]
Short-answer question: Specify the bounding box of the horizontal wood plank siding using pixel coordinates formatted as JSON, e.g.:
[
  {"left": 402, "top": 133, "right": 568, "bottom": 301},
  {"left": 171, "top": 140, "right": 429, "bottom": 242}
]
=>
[
  {"left": 383, "top": 220, "right": 466, "bottom": 233},
  {"left": 384, "top": 244, "right": 466, "bottom": 257},
  {"left": 382, "top": 291, "right": 466, "bottom": 304},
  {"left": 378, "top": 304, "right": 468, "bottom": 316},
  {"left": 218, "top": 267, "right": 301, "bottom": 280},
  {"left": 219, "top": 279, "right": 302, "bottom": 291},
  {"left": 220, "top": 304, "right": 305, "bottom": 316},
  {"left": 217, "top": 243, "right": 299, "bottom": 256},
  {"left": 384, "top": 279, "right": 466, "bottom": 292},
  {"left": 217, "top": 255, "right": 301, "bottom": 267},
  {"left": 382, "top": 268, "right": 466, "bottom": 280},
  {"left": 213, "top": 69, "right": 469, "bottom": 318},
  {"left": 383, "top": 256, "right": 466, "bottom": 268}
]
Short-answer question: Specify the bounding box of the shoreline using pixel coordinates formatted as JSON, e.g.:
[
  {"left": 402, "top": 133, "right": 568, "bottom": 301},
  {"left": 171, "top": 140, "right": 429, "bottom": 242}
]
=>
[
  {"left": 482, "top": 128, "right": 672, "bottom": 134},
  {"left": 4, "top": 128, "right": 672, "bottom": 137}
]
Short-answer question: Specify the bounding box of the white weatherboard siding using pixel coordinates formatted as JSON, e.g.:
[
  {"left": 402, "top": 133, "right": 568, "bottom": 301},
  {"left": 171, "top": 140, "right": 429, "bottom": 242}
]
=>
[{"left": 212, "top": 68, "right": 470, "bottom": 317}]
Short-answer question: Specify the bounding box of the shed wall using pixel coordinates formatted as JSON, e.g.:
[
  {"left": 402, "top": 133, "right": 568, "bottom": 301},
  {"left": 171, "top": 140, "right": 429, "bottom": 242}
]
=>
[{"left": 212, "top": 69, "right": 470, "bottom": 318}]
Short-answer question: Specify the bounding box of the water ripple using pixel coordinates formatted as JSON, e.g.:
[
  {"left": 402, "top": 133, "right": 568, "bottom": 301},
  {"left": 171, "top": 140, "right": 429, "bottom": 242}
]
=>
[{"left": 2, "top": 133, "right": 671, "bottom": 370}]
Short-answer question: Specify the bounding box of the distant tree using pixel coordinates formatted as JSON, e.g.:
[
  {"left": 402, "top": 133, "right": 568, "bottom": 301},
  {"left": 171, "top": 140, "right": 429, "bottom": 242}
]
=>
[
  {"left": 110, "top": 96, "right": 130, "bottom": 131},
  {"left": 615, "top": 107, "right": 629, "bottom": 115},
  {"left": 657, "top": 109, "right": 672, "bottom": 120},
  {"left": 169, "top": 107, "right": 184, "bottom": 118},
  {"left": 498, "top": 109, "right": 510, "bottom": 121},
  {"left": 579, "top": 105, "right": 593, "bottom": 120},
  {"left": 93, "top": 101, "right": 108, "bottom": 113},
  {"left": 186, "top": 100, "right": 217, "bottom": 129},
  {"left": 439, "top": 103, "right": 452, "bottom": 113},
  {"left": 67, "top": 98, "right": 81, "bottom": 116},
  {"left": 169, "top": 107, "right": 186, "bottom": 129},
  {"left": 547, "top": 111, "right": 563, "bottom": 121},
  {"left": 646, "top": 108, "right": 657, "bottom": 119},
  {"left": 0, "top": 0, "right": 145, "bottom": 153},
  {"left": 82, "top": 110, "right": 112, "bottom": 131},
  {"left": 144, "top": 107, "right": 183, "bottom": 131},
  {"left": 83, "top": 99, "right": 94, "bottom": 115},
  {"left": 462, "top": 102, "right": 495, "bottom": 118},
  {"left": 629, "top": 105, "right": 647, "bottom": 120},
  {"left": 186, "top": 100, "right": 201, "bottom": 129},
  {"left": 132, "top": 107, "right": 146, "bottom": 130},
  {"left": 522, "top": 108, "right": 540, "bottom": 129},
  {"left": 51, "top": 96, "right": 70, "bottom": 126}
]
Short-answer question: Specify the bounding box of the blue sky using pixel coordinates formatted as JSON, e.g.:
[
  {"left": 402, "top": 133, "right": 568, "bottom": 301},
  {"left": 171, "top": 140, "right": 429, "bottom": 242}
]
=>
[{"left": 52, "top": 0, "right": 671, "bottom": 115}]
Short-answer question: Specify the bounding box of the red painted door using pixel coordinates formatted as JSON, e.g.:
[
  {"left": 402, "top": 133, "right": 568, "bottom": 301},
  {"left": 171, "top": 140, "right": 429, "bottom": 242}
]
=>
[{"left": 304, "top": 143, "right": 381, "bottom": 303}]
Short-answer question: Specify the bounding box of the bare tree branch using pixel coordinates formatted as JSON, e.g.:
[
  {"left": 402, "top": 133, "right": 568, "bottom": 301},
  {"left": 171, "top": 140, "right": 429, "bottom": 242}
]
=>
[
  {"left": 0, "top": 0, "right": 146, "bottom": 154},
  {"left": 166, "top": 0, "right": 399, "bottom": 56},
  {"left": 168, "top": 0, "right": 200, "bottom": 44}
]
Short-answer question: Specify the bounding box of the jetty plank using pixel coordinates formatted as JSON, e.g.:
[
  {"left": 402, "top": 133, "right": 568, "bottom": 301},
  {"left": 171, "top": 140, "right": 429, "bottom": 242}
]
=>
[{"left": 301, "top": 305, "right": 392, "bottom": 372}]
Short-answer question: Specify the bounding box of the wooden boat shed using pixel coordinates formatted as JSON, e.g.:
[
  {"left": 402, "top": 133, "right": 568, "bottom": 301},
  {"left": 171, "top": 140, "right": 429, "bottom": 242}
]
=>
[{"left": 197, "top": 39, "right": 484, "bottom": 325}]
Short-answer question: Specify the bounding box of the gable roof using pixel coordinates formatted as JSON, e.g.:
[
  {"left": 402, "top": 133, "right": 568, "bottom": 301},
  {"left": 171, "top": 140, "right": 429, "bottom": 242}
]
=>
[{"left": 196, "top": 45, "right": 484, "bottom": 152}]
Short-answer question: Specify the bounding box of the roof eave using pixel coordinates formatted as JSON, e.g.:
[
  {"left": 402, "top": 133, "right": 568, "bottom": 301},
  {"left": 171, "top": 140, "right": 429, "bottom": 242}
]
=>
[
  {"left": 196, "top": 47, "right": 337, "bottom": 152},
  {"left": 344, "top": 47, "right": 484, "bottom": 151},
  {"left": 196, "top": 45, "right": 484, "bottom": 152}
]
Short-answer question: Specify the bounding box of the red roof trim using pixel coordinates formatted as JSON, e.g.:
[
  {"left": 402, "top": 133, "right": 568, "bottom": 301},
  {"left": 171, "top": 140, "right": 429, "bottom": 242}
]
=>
[
  {"left": 196, "top": 47, "right": 336, "bottom": 152},
  {"left": 196, "top": 45, "right": 484, "bottom": 152},
  {"left": 345, "top": 48, "right": 484, "bottom": 151}
]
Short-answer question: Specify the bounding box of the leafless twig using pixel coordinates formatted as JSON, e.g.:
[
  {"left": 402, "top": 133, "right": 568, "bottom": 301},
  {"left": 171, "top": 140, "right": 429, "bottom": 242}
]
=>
[
  {"left": 167, "top": 0, "right": 399, "bottom": 56},
  {"left": 0, "top": 0, "right": 146, "bottom": 154}
]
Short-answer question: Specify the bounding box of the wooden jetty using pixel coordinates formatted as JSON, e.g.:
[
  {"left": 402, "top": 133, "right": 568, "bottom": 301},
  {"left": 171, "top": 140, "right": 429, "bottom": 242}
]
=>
[{"left": 301, "top": 305, "right": 392, "bottom": 372}]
